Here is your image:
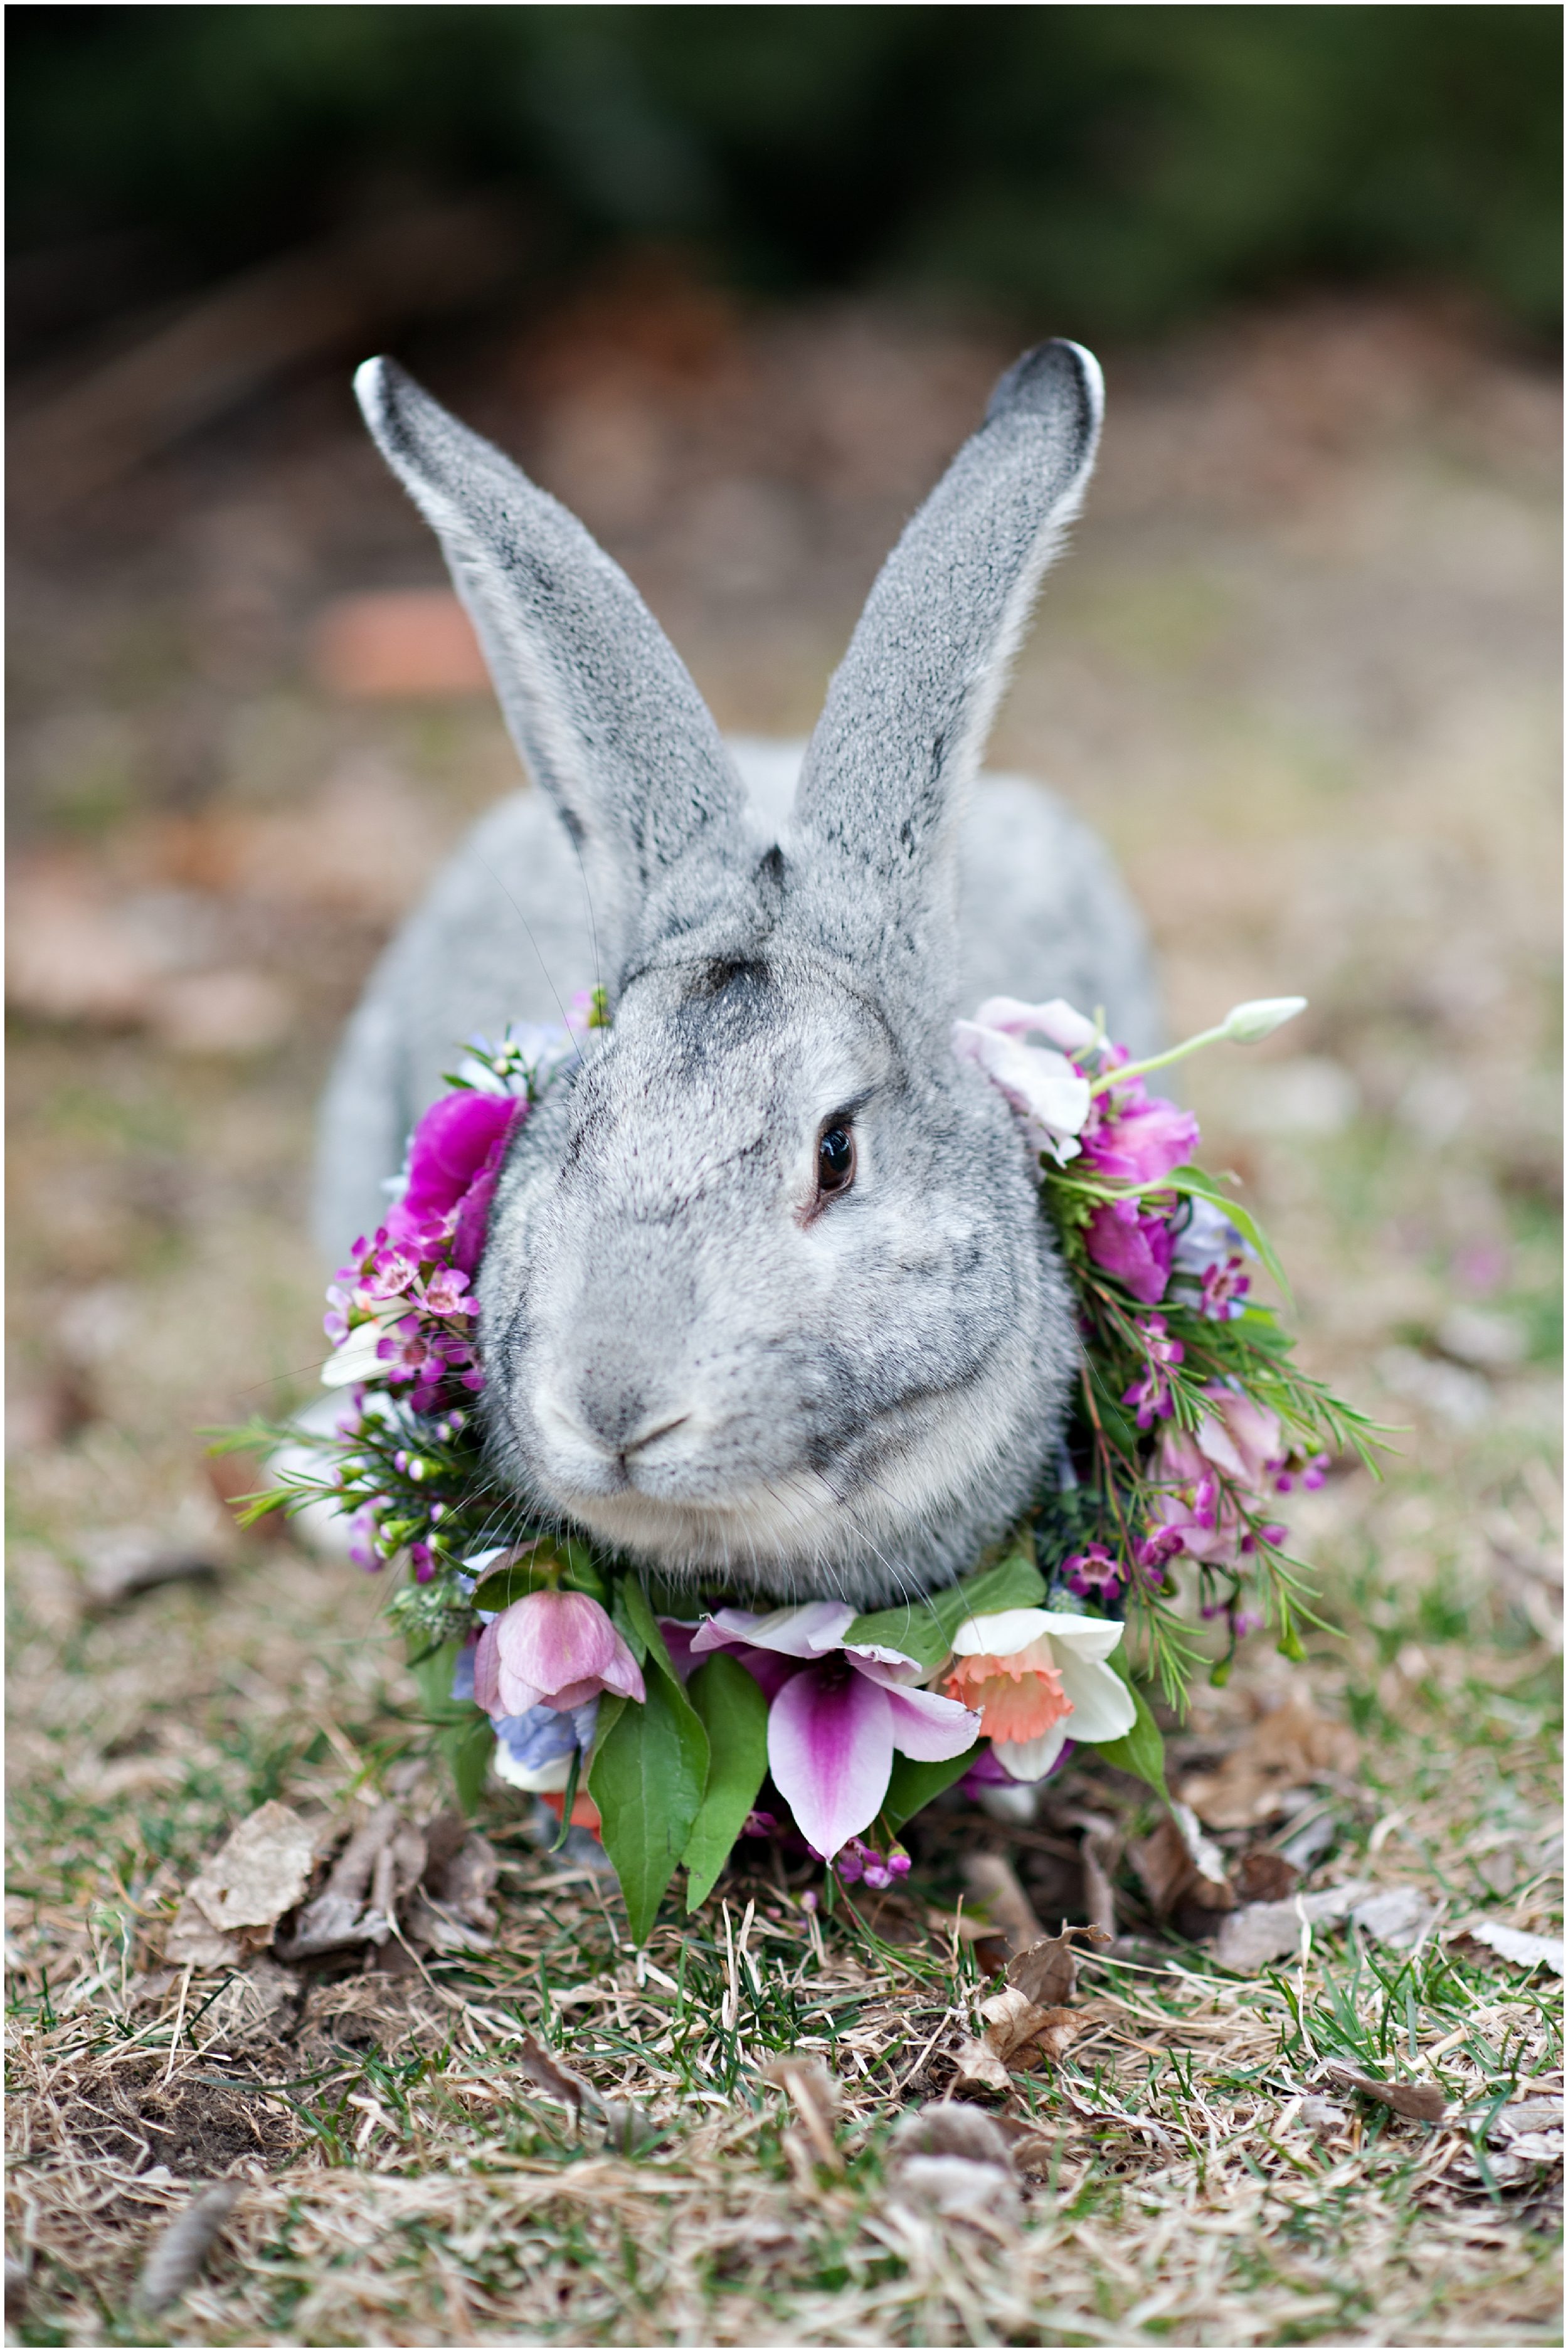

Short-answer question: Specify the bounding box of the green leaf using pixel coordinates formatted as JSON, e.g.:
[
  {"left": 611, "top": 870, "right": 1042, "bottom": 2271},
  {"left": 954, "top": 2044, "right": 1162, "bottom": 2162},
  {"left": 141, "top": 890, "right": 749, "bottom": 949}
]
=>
[
  {"left": 844, "top": 1550, "right": 1046, "bottom": 1671},
  {"left": 588, "top": 1669, "right": 709, "bottom": 1943},
  {"left": 406, "top": 1636, "right": 494, "bottom": 1815},
  {"left": 469, "top": 1540, "right": 605, "bottom": 1612},
  {"left": 879, "top": 1744, "right": 980, "bottom": 1838},
  {"left": 682, "top": 1655, "right": 770, "bottom": 1910},
  {"left": 1165, "top": 1165, "right": 1291, "bottom": 1304},
  {"left": 1088, "top": 1650, "right": 1168, "bottom": 1799},
  {"left": 615, "top": 1574, "right": 687, "bottom": 1686}
]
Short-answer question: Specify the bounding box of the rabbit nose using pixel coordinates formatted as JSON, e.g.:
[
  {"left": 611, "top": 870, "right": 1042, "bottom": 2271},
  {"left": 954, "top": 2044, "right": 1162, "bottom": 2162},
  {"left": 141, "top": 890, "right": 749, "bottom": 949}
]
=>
[{"left": 533, "top": 1382, "right": 689, "bottom": 1471}]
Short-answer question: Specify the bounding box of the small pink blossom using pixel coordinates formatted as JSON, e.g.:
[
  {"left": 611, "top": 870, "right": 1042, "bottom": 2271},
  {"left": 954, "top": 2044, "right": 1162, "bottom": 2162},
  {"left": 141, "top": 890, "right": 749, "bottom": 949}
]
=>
[
  {"left": 418, "top": 1265, "right": 475, "bottom": 1317},
  {"left": 473, "top": 1588, "right": 646, "bottom": 1719},
  {"left": 1062, "top": 1543, "right": 1126, "bottom": 1601},
  {"left": 1121, "top": 1312, "right": 1185, "bottom": 1426}
]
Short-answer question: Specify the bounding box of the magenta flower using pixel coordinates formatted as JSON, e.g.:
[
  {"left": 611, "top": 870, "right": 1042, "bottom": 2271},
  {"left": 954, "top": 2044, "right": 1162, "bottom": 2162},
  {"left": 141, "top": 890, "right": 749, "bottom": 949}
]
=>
[
  {"left": 1121, "top": 1312, "right": 1185, "bottom": 1426},
  {"left": 691, "top": 1603, "right": 980, "bottom": 1862},
  {"left": 1062, "top": 1543, "right": 1126, "bottom": 1602},
  {"left": 386, "top": 1091, "right": 527, "bottom": 1275},
  {"left": 1078, "top": 1089, "right": 1199, "bottom": 1187},
  {"left": 417, "top": 1264, "right": 475, "bottom": 1317},
  {"left": 1085, "top": 1199, "right": 1175, "bottom": 1305},
  {"left": 474, "top": 1587, "right": 645, "bottom": 1719}
]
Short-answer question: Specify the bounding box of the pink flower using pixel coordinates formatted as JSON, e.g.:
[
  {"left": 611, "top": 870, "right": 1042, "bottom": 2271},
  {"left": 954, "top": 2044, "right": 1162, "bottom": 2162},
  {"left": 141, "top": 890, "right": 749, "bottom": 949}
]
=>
[
  {"left": 387, "top": 1091, "right": 527, "bottom": 1276},
  {"left": 1062, "top": 1543, "right": 1126, "bottom": 1601},
  {"left": 1121, "top": 1313, "right": 1185, "bottom": 1426},
  {"left": 692, "top": 1603, "right": 979, "bottom": 1861},
  {"left": 473, "top": 1588, "right": 646, "bottom": 1719},
  {"left": 1196, "top": 1385, "right": 1285, "bottom": 1489},
  {"left": 1086, "top": 1199, "right": 1175, "bottom": 1305},
  {"left": 1078, "top": 1089, "right": 1199, "bottom": 1187},
  {"left": 417, "top": 1265, "right": 475, "bottom": 1317},
  {"left": 951, "top": 1017, "right": 1091, "bottom": 1163}
]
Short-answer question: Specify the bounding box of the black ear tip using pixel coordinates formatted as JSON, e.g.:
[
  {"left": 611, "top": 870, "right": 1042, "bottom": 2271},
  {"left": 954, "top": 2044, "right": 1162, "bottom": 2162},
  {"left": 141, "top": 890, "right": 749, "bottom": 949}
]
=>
[{"left": 984, "top": 339, "right": 1103, "bottom": 435}]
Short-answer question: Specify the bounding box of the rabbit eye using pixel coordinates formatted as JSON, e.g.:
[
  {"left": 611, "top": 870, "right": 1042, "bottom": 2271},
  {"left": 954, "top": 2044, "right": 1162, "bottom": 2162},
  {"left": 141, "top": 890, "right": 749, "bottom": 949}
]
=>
[{"left": 817, "top": 1125, "right": 856, "bottom": 1195}]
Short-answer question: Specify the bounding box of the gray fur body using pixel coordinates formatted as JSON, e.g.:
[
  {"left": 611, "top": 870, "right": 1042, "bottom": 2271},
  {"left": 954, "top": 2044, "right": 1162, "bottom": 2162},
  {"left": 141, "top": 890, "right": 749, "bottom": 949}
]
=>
[{"left": 317, "top": 344, "right": 1160, "bottom": 1608}]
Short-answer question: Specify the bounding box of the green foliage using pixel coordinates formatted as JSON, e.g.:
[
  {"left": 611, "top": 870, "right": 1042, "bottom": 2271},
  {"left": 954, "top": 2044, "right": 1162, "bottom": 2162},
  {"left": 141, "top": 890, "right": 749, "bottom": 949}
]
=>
[
  {"left": 470, "top": 1539, "right": 605, "bottom": 1610},
  {"left": 879, "top": 1744, "right": 980, "bottom": 1839},
  {"left": 844, "top": 1550, "right": 1046, "bottom": 1671},
  {"left": 682, "top": 1655, "right": 770, "bottom": 1909},
  {"left": 588, "top": 1673, "right": 709, "bottom": 1944},
  {"left": 9, "top": 8, "right": 1560, "bottom": 340},
  {"left": 1089, "top": 1653, "right": 1168, "bottom": 1799},
  {"left": 406, "top": 1636, "right": 493, "bottom": 1816}
]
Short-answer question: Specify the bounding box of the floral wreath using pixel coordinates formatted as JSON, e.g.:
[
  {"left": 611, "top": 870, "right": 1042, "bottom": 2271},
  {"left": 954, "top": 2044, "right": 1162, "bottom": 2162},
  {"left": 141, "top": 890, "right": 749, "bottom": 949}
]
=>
[{"left": 230, "top": 987, "right": 1378, "bottom": 1942}]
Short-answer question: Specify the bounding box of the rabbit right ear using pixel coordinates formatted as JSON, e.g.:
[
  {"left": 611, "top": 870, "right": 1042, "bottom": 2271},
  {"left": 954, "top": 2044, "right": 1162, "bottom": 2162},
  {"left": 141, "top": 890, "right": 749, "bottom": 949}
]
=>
[
  {"left": 791, "top": 340, "right": 1103, "bottom": 1036},
  {"left": 355, "top": 358, "right": 758, "bottom": 982}
]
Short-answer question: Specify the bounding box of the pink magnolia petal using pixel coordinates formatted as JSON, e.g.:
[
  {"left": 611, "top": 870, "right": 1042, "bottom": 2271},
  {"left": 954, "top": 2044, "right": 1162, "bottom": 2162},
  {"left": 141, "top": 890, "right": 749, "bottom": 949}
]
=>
[
  {"left": 692, "top": 1601, "right": 855, "bottom": 1659},
  {"left": 768, "top": 1663, "right": 894, "bottom": 1860},
  {"left": 880, "top": 1680, "right": 983, "bottom": 1761}
]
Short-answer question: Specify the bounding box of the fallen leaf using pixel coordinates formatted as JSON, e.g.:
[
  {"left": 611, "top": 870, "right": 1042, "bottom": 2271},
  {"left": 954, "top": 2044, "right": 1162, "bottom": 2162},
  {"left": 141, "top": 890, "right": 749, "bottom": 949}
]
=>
[
  {"left": 280, "top": 1801, "right": 403, "bottom": 1957},
  {"left": 1232, "top": 1850, "right": 1301, "bottom": 1905},
  {"left": 1451, "top": 1919, "right": 1565, "bottom": 1975},
  {"left": 1297, "top": 2095, "right": 1350, "bottom": 2135},
  {"left": 514, "top": 2030, "right": 601, "bottom": 2120},
  {"left": 948, "top": 2035, "right": 1013, "bottom": 2100},
  {"left": 186, "top": 1802, "right": 317, "bottom": 1937},
  {"left": 960, "top": 1854, "right": 1044, "bottom": 1952},
  {"left": 1130, "top": 1802, "right": 1234, "bottom": 1916},
  {"left": 762, "top": 2058, "right": 843, "bottom": 2173},
  {"left": 889, "top": 2102, "right": 1017, "bottom": 2168},
  {"left": 1212, "top": 1880, "right": 1376, "bottom": 1974},
  {"left": 1005, "top": 1922, "right": 1110, "bottom": 2008},
  {"left": 1351, "top": 1885, "right": 1438, "bottom": 1951},
  {"left": 134, "top": 2184, "right": 243, "bottom": 2317},
  {"left": 1322, "top": 2061, "right": 1448, "bottom": 2122},
  {"left": 977, "top": 1986, "right": 1086, "bottom": 2068},
  {"left": 162, "top": 1898, "right": 241, "bottom": 1971},
  {"left": 1490, "top": 2098, "right": 1564, "bottom": 2141},
  {"left": 1180, "top": 1693, "right": 1359, "bottom": 1830}
]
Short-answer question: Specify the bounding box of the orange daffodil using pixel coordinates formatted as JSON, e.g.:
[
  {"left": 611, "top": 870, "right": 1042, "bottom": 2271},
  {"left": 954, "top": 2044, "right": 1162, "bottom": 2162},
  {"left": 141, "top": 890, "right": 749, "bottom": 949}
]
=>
[{"left": 942, "top": 1607, "right": 1137, "bottom": 1781}]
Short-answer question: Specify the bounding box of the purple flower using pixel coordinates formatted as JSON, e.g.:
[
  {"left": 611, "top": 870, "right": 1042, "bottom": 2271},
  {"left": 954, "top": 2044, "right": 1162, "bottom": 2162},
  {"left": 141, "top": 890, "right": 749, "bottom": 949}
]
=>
[
  {"left": 386, "top": 1091, "right": 527, "bottom": 1276},
  {"left": 1078, "top": 1089, "right": 1200, "bottom": 1187},
  {"left": 1086, "top": 1199, "right": 1175, "bottom": 1305},
  {"left": 1121, "top": 1312, "right": 1185, "bottom": 1427},
  {"left": 417, "top": 1264, "right": 475, "bottom": 1318},
  {"left": 474, "top": 1588, "right": 646, "bottom": 1718},
  {"left": 691, "top": 1602, "right": 979, "bottom": 1862},
  {"left": 832, "top": 1835, "right": 912, "bottom": 1890},
  {"left": 1062, "top": 1543, "right": 1126, "bottom": 1602}
]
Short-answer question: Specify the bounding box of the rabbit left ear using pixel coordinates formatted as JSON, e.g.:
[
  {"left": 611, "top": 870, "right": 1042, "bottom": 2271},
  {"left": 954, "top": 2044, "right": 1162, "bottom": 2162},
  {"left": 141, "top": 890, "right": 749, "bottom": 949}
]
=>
[
  {"left": 790, "top": 340, "right": 1103, "bottom": 1027},
  {"left": 355, "top": 358, "right": 760, "bottom": 981}
]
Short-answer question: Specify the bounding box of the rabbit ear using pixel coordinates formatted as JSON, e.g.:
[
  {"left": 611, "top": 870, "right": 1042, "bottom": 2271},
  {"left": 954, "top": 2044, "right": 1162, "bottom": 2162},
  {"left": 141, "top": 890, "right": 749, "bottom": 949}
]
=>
[
  {"left": 355, "top": 357, "right": 756, "bottom": 978},
  {"left": 791, "top": 339, "right": 1103, "bottom": 1023}
]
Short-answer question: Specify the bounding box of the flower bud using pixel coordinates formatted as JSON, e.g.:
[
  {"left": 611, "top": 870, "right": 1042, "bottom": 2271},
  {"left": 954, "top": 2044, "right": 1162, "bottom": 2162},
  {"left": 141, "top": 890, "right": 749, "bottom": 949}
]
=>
[{"left": 1221, "top": 996, "right": 1306, "bottom": 1044}]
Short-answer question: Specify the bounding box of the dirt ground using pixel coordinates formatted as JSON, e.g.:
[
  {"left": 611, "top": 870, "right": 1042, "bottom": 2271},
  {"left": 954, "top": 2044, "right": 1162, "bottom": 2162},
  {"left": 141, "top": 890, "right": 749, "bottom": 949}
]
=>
[{"left": 6, "top": 275, "right": 1562, "bottom": 2345}]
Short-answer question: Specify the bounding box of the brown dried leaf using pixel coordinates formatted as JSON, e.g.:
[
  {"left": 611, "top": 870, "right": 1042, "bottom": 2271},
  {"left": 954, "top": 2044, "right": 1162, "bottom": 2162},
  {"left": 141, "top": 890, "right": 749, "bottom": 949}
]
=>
[
  {"left": 1232, "top": 1850, "right": 1301, "bottom": 1905},
  {"left": 1005, "top": 1922, "right": 1110, "bottom": 2008},
  {"left": 977, "top": 1986, "right": 1086, "bottom": 2069},
  {"left": 1323, "top": 2061, "right": 1448, "bottom": 2122},
  {"left": 162, "top": 1897, "right": 241, "bottom": 1971},
  {"left": 186, "top": 1801, "right": 316, "bottom": 1936},
  {"left": 886, "top": 2153, "right": 1020, "bottom": 2233},
  {"left": 948, "top": 2035, "right": 1013, "bottom": 2100},
  {"left": 515, "top": 2030, "right": 600, "bottom": 2120},
  {"left": 961, "top": 1854, "right": 1044, "bottom": 1952},
  {"left": 762, "top": 2058, "right": 843, "bottom": 2173},
  {"left": 134, "top": 2184, "right": 243, "bottom": 2316},
  {"left": 1181, "top": 1693, "right": 1359, "bottom": 1830},
  {"left": 1450, "top": 1919, "right": 1565, "bottom": 1975},
  {"left": 1211, "top": 1880, "right": 1375, "bottom": 1974}
]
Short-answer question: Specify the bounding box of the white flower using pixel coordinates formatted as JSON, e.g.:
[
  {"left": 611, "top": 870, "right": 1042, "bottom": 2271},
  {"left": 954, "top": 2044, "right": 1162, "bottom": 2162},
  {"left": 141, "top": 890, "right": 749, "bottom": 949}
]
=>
[
  {"left": 945, "top": 1607, "right": 1137, "bottom": 1782},
  {"left": 972, "top": 995, "right": 1100, "bottom": 1054},
  {"left": 320, "top": 1315, "right": 397, "bottom": 1389},
  {"left": 1222, "top": 997, "right": 1306, "bottom": 1044},
  {"left": 951, "top": 1019, "right": 1092, "bottom": 1164}
]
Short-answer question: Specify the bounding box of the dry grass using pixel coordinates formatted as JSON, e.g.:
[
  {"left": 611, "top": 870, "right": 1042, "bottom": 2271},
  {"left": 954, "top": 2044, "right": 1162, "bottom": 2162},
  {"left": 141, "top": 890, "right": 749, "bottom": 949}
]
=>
[{"left": 6, "top": 285, "right": 1561, "bottom": 2344}]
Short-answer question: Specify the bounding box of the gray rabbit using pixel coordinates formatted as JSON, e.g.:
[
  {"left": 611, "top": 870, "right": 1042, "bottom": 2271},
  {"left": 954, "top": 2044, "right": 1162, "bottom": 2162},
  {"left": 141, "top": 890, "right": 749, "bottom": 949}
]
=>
[{"left": 315, "top": 342, "right": 1158, "bottom": 1608}]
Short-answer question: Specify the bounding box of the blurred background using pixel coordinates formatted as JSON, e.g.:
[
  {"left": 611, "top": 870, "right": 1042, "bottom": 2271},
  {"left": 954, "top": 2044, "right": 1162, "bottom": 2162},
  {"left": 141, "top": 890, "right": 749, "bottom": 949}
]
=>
[{"left": 7, "top": 9, "right": 1561, "bottom": 1860}]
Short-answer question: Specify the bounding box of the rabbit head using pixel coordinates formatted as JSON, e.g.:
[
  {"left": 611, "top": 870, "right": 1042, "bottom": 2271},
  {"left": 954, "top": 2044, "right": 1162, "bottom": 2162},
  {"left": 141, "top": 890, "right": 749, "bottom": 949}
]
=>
[{"left": 356, "top": 342, "right": 1103, "bottom": 1608}]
